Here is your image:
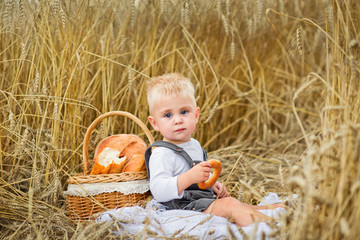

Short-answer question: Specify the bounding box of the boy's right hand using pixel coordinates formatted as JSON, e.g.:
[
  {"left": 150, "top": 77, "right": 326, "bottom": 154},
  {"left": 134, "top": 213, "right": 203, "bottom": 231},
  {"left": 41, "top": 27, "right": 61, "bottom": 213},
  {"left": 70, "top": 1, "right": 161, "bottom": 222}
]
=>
[
  {"left": 177, "top": 161, "right": 212, "bottom": 195},
  {"left": 189, "top": 161, "right": 212, "bottom": 183}
]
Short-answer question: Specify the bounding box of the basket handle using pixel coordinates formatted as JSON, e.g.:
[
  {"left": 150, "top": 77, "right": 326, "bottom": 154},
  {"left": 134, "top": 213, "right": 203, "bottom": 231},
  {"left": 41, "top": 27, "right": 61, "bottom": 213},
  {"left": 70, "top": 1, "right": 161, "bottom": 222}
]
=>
[{"left": 82, "top": 111, "right": 155, "bottom": 174}]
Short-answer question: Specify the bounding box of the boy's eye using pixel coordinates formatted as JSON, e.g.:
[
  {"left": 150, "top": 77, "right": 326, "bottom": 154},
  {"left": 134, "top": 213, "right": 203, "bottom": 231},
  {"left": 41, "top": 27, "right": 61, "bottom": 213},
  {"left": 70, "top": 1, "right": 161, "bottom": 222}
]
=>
[
  {"left": 181, "top": 110, "right": 188, "bottom": 115},
  {"left": 164, "top": 113, "right": 172, "bottom": 118}
]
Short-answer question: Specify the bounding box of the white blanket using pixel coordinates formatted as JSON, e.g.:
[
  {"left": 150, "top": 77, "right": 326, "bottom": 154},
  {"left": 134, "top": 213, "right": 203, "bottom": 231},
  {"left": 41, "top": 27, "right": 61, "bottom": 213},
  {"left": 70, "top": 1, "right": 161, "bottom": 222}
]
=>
[{"left": 97, "top": 193, "right": 288, "bottom": 239}]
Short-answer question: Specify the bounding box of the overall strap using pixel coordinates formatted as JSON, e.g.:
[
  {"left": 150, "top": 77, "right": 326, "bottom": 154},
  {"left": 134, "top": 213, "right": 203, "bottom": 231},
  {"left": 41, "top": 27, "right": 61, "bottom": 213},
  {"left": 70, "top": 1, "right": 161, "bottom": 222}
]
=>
[
  {"left": 145, "top": 140, "right": 207, "bottom": 179},
  {"left": 202, "top": 148, "right": 207, "bottom": 162}
]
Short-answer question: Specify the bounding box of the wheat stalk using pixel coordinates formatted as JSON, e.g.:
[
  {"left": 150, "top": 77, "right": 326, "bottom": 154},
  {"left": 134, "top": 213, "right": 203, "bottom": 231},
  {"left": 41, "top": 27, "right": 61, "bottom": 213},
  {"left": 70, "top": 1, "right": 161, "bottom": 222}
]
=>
[
  {"left": 296, "top": 26, "right": 303, "bottom": 56},
  {"left": 52, "top": 0, "right": 59, "bottom": 16},
  {"left": 221, "top": 14, "right": 229, "bottom": 35},
  {"left": 230, "top": 40, "right": 235, "bottom": 60}
]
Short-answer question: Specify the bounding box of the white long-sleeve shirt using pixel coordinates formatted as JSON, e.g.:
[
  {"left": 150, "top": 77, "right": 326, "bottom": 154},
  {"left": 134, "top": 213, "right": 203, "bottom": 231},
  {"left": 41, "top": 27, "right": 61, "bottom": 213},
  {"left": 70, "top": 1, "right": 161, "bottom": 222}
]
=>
[{"left": 149, "top": 138, "right": 205, "bottom": 202}]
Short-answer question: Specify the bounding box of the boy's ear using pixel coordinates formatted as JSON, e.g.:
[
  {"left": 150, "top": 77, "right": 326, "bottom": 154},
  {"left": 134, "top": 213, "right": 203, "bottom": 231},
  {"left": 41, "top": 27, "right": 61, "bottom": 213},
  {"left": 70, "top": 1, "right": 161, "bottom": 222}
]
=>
[
  {"left": 195, "top": 107, "right": 200, "bottom": 122},
  {"left": 148, "top": 116, "right": 160, "bottom": 131}
]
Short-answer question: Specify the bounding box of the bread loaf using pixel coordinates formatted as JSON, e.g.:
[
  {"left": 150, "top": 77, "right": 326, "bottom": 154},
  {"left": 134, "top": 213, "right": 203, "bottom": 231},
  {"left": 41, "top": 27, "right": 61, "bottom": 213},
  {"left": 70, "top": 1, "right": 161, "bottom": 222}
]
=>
[
  {"left": 122, "top": 154, "right": 145, "bottom": 172},
  {"left": 90, "top": 134, "right": 147, "bottom": 175},
  {"left": 109, "top": 155, "right": 127, "bottom": 174},
  {"left": 90, "top": 147, "right": 121, "bottom": 175}
]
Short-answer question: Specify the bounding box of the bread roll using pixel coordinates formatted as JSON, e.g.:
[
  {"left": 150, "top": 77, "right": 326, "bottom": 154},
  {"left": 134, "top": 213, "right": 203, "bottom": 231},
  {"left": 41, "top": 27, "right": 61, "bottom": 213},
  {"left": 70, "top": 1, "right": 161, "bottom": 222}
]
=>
[{"left": 198, "top": 159, "right": 222, "bottom": 189}]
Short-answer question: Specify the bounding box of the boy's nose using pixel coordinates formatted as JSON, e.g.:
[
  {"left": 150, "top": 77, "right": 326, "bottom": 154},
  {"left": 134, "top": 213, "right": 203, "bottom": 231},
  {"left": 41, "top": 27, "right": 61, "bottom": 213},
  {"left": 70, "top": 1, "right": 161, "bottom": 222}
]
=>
[{"left": 173, "top": 115, "right": 183, "bottom": 124}]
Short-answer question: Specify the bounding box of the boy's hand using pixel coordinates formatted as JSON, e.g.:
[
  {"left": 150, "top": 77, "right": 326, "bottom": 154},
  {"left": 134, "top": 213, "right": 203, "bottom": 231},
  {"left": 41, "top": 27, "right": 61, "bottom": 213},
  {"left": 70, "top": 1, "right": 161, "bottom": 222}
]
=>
[
  {"left": 212, "top": 181, "right": 229, "bottom": 198},
  {"left": 189, "top": 161, "right": 212, "bottom": 183},
  {"left": 177, "top": 161, "right": 211, "bottom": 195}
]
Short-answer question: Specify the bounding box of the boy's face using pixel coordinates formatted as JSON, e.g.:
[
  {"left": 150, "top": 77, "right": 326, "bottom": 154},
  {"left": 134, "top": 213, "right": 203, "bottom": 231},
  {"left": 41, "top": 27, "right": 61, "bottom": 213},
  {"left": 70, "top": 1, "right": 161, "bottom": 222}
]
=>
[{"left": 148, "top": 94, "right": 200, "bottom": 145}]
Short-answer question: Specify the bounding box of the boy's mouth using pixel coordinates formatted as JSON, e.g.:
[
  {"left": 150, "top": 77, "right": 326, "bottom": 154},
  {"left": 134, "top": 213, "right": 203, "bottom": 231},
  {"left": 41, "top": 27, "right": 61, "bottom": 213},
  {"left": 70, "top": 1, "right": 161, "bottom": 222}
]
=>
[{"left": 175, "top": 128, "right": 186, "bottom": 132}]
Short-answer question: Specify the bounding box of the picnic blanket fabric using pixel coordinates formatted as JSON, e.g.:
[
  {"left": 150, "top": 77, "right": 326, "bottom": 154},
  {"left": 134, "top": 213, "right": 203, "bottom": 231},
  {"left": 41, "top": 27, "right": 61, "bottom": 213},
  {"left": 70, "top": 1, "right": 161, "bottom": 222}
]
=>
[{"left": 97, "top": 192, "right": 288, "bottom": 239}]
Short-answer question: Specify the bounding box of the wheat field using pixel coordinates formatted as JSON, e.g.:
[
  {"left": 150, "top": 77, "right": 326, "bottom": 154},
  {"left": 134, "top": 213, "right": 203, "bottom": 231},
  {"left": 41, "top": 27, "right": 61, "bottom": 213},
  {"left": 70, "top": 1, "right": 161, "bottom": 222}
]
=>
[{"left": 0, "top": 0, "right": 359, "bottom": 239}]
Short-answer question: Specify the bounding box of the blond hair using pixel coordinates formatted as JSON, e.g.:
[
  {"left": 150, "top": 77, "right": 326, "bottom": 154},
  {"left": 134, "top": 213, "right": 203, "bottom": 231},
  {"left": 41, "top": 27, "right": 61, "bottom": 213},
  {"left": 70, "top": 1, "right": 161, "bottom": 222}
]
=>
[{"left": 146, "top": 73, "right": 196, "bottom": 114}]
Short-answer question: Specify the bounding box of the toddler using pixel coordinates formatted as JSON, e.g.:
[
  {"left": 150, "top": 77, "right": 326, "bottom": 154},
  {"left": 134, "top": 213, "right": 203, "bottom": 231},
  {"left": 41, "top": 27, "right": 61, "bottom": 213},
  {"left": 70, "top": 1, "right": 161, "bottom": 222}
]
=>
[{"left": 144, "top": 73, "right": 283, "bottom": 227}]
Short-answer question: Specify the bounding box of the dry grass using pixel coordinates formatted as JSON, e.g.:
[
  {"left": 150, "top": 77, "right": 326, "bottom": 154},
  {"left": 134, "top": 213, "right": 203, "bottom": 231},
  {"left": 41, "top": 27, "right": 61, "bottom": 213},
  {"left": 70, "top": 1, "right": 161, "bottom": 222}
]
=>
[{"left": 0, "top": 0, "right": 359, "bottom": 239}]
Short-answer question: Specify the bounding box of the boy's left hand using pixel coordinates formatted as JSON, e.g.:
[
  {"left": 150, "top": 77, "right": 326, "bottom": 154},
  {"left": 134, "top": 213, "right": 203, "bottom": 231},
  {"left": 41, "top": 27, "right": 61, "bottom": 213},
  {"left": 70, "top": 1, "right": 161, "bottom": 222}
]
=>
[{"left": 212, "top": 181, "right": 228, "bottom": 198}]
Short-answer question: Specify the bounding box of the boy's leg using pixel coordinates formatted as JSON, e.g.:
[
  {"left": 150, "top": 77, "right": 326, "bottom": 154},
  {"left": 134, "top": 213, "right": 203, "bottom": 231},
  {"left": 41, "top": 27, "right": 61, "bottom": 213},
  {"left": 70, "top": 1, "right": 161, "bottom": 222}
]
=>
[
  {"left": 202, "top": 197, "right": 272, "bottom": 227},
  {"left": 251, "top": 203, "right": 285, "bottom": 210}
]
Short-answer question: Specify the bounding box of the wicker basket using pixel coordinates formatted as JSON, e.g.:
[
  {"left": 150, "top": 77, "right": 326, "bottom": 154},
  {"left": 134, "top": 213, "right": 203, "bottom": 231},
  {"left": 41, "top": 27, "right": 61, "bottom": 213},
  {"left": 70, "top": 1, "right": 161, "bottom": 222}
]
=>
[{"left": 65, "top": 111, "right": 154, "bottom": 223}]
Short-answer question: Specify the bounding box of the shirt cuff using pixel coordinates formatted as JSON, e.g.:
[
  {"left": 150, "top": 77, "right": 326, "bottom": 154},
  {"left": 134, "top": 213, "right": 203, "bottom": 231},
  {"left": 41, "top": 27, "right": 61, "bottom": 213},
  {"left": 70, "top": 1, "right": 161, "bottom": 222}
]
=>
[{"left": 175, "top": 176, "right": 184, "bottom": 199}]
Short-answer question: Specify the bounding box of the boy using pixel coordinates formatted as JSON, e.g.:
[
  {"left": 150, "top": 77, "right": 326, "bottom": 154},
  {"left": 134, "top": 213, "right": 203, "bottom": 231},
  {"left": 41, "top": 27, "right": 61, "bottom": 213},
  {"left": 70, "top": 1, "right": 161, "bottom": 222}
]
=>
[{"left": 145, "top": 73, "right": 283, "bottom": 227}]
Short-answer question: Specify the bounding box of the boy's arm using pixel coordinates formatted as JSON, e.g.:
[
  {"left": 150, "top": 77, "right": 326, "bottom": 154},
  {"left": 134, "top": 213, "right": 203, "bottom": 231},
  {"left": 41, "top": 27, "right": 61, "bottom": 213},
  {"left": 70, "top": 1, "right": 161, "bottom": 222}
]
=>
[
  {"left": 149, "top": 150, "right": 187, "bottom": 202},
  {"left": 177, "top": 171, "right": 196, "bottom": 195}
]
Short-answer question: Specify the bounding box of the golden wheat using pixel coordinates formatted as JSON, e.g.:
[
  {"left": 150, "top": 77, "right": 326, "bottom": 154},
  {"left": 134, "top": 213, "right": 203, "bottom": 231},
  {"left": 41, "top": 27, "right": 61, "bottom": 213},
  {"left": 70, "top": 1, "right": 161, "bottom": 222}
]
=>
[{"left": 0, "top": 0, "right": 359, "bottom": 239}]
